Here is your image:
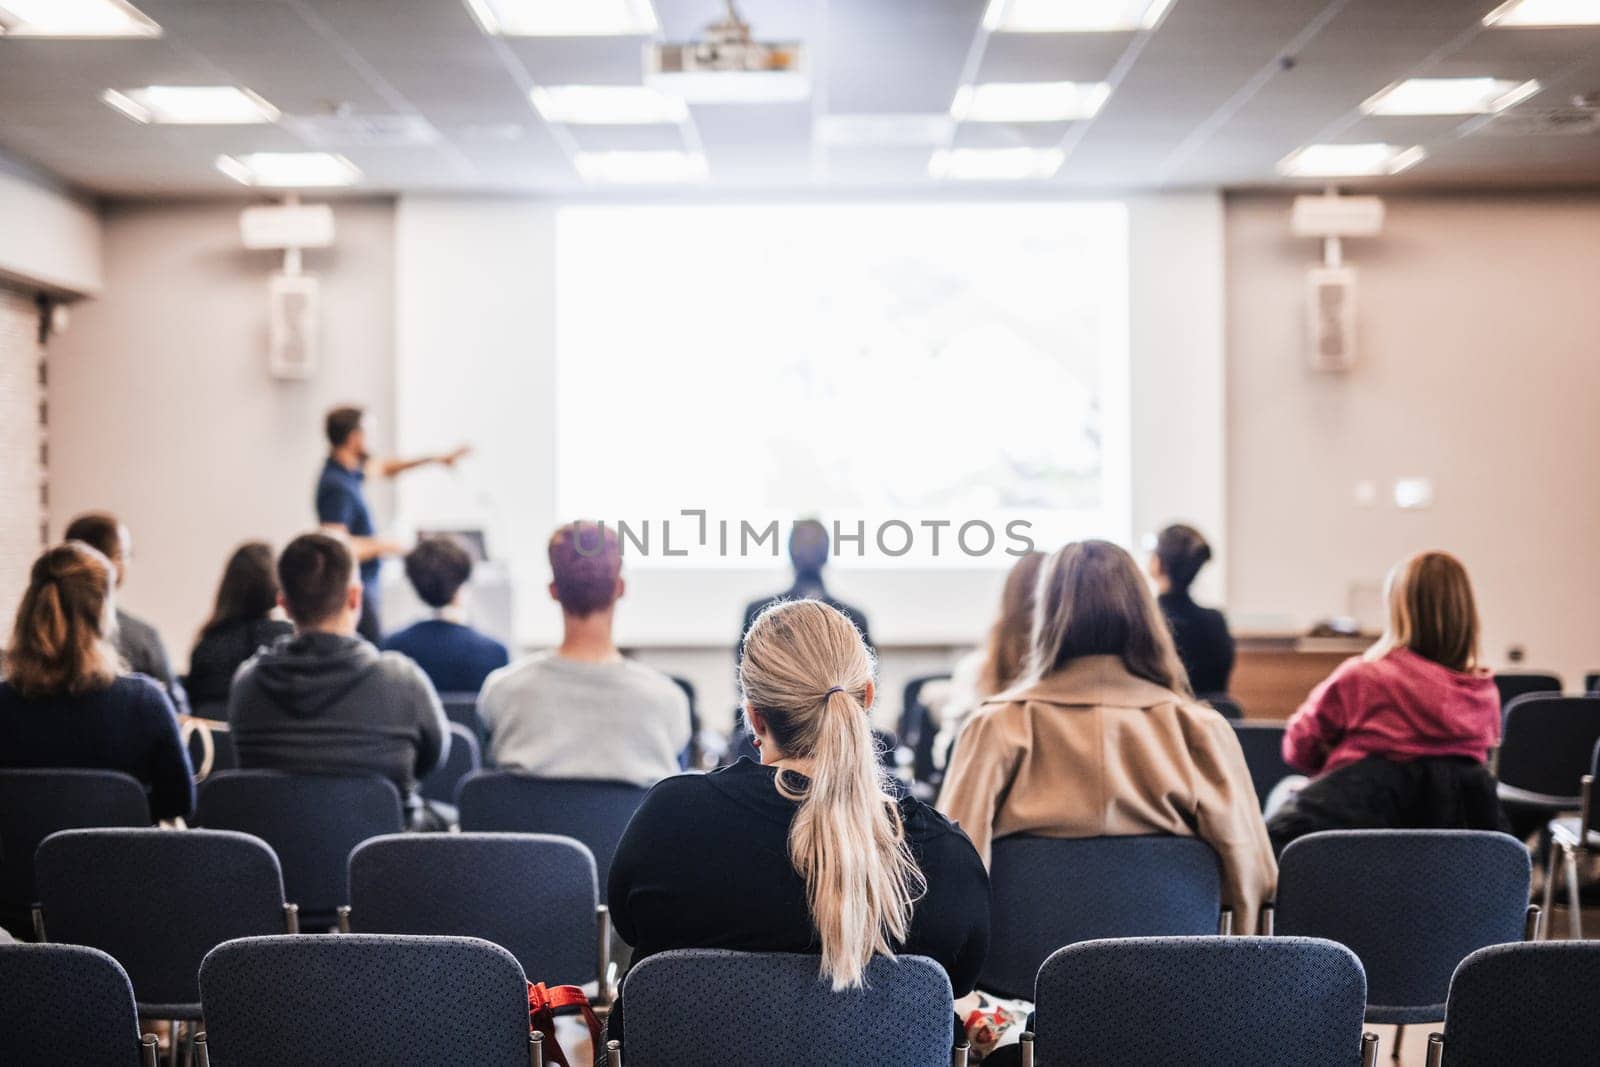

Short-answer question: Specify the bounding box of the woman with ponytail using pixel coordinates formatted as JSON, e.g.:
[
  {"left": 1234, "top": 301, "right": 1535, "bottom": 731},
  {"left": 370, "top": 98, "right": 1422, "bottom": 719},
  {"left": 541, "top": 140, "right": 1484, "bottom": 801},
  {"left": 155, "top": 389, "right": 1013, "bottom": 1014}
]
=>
[
  {"left": 0, "top": 542, "right": 194, "bottom": 824},
  {"left": 607, "top": 600, "right": 989, "bottom": 1046}
]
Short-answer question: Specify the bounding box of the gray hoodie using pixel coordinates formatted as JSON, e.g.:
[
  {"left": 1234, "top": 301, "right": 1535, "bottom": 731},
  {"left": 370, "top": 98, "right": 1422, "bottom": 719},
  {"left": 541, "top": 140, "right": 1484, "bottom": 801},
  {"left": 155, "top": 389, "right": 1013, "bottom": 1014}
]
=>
[{"left": 227, "top": 632, "right": 448, "bottom": 798}]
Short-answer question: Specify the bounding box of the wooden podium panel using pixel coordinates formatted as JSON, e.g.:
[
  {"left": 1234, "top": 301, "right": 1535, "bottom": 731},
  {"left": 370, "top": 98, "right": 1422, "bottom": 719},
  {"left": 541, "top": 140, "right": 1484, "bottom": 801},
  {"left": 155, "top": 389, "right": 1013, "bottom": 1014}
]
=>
[{"left": 1231, "top": 633, "right": 1372, "bottom": 720}]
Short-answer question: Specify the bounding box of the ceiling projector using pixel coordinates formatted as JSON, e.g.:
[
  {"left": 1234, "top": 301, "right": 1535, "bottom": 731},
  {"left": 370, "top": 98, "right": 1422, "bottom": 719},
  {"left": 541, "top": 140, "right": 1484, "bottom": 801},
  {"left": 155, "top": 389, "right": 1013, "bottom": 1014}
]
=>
[{"left": 646, "top": 1, "right": 809, "bottom": 103}]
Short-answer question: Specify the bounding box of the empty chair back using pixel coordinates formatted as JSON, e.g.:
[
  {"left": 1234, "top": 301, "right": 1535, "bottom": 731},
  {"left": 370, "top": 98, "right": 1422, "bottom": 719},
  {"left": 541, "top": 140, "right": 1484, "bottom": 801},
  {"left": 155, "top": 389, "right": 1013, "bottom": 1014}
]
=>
[
  {"left": 1229, "top": 722, "right": 1293, "bottom": 810},
  {"left": 0, "top": 769, "right": 149, "bottom": 934},
  {"left": 419, "top": 722, "right": 480, "bottom": 806},
  {"left": 1032, "top": 936, "right": 1370, "bottom": 1067},
  {"left": 1586, "top": 671, "right": 1600, "bottom": 695},
  {"left": 1274, "top": 830, "right": 1530, "bottom": 1023},
  {"left": 34, "top": 828, "right": 289, "bottom": 1017},
  {"left": 1493, "top": 672, "right": 1562, "bottom": 710},
  {"left": 347, "top": 832, "right": 599, "bottom": 985},
  {"left": 0, "top": 943, "right": 156, "bottom": 1066},
  {"left": 981, "top": 834, "right": 1224, "bottom": 1000},
  {"left": 438, "top": 691, "right": 487, "bottom": 742},
  {"left": 457, "top": 771, "right": 645, "bottom": 887},
  {"left": 1497, "top": 695, "right": 1600, "bottom": 806},
  {"left": 619, "top": 949, "right": 954, "bottom": 1067},
  {"left": 194, "top": 771, "right": 403, "bottom": 926},
  {"left": 1432, "top": 942, "right": 1600, "bottom": 1067},
  {"left": 197, "top": 934, "right": 533, "bottom": 1067}
]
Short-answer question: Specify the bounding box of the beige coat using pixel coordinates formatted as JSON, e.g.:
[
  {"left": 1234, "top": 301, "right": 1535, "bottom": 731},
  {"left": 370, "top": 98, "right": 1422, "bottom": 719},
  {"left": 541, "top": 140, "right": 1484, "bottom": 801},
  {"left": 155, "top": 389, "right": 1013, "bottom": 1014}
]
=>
[{"left": 937, "top": 655, "right": 1277, "bottom": 934}]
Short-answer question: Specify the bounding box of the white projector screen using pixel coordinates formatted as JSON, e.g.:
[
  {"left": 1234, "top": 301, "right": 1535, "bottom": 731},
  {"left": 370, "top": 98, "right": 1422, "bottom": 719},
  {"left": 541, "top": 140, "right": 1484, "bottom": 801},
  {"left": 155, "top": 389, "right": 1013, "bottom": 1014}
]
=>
[{"left": 554, "top": 201, "right": 1130, "bottom": 566}]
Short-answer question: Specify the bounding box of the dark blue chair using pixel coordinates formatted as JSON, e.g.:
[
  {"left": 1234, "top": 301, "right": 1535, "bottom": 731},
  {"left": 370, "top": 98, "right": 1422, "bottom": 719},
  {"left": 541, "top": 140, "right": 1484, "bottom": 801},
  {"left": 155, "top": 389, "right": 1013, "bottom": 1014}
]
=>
[
  {"left": 1496, "top": 695, "right": 1600, "bottom": 825},
  {"left": 615, "top": 949, "right": 958, "bottom": 1067},
  {"left": 0, "top": 769, "right": 149, "bottom": 938},
  {"left": 900, "top": 672, "right": 952, "bottom": 784},
  {"left": 1493, "top": 671, "right": 1562, "bottom": 711},
  {"left": 457, "top": 772, "right": 646, "bottom": 890},
  {"left": 34, "top": 828, "right": 293, "bottom": 1061},
  {"left": 0, "top": 943, "right": 159, "bottom": 1066},
  {"left": 194, "top": 771, "right": 404, "bottom": 929},
  {"left": 195, "top": 934, "right": 538, "bottom": 1067},
  {"left": 1424, "top": 941, "right": 1600, "bottom": 1067},
  {"left": 1586, "top": 671, "right": 1599, "bottom": 694},
  {"left": 345, "top": 832, "right": 607, "bottom": 992},
  {"left": 980, "top": 834, "right": 1225, "bottom": 1000},
  {"left": 419, "top": 722, "right": 480, "bottom": 807},
  {"left": 1271, "top": 830, "right": 1534, "bottom": 1058},
  {"left": 438, "top": 691, "right": 487, "bottom": 745},
  {"left": 1229, "top": 721, "right": 1294, "bottom": 810},
  {"left": 1025, "top": 936, "right": 1376, "bottom": 1067},
  {"left": 1543, "top": 738, "right": 1600, "bottom": 938}
]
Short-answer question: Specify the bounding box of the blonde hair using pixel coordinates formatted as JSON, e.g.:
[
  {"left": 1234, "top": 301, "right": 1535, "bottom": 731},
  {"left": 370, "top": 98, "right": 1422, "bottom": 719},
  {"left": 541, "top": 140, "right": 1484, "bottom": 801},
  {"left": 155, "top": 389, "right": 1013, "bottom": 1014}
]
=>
[
  {"left": 5, "top": 542, "right": 121, "bottom": 700},
  {"left": 739, "top": 600, "right": 925, "bottom": 990},
  {"left": 1368, "top": 551, "right": 1480, "bottom": 673}
]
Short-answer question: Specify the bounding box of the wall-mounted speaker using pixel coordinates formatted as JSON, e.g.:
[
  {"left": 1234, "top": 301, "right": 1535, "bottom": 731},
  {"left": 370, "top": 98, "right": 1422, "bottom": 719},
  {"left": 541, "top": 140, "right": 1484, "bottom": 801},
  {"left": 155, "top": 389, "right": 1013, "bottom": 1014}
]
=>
[
  {"left": 1306, "top": 266, "right": 1356, "bottom": 372},
  {"left": 267, "top": 272, "right": 319, "bottom": 380}
]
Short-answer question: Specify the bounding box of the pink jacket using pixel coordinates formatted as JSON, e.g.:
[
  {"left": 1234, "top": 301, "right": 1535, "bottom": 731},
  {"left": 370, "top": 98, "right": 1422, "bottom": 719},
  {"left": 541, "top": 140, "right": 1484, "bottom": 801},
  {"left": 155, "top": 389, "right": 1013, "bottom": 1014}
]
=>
[{"left": 1282, "top": 647, "right": 1500, "bottom": 777}]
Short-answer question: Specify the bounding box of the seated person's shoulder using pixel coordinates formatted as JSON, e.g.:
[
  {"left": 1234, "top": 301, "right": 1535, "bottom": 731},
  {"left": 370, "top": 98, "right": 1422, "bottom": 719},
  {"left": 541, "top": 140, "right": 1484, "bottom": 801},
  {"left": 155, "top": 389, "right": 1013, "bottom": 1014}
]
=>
[
  {"left": 621, "top": 659, "right": 689, "bottom": 701},
  {"left": 898, "top": 794, "right": 986, "bottom": 868},
  {"left": 374, "top": 649, "right": 438, "bottom": 691}
]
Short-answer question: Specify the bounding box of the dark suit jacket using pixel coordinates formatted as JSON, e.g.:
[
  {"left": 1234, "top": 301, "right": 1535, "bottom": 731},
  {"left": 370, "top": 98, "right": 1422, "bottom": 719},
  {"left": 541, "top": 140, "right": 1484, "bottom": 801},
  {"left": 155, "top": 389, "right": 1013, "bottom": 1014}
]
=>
[{"left": 739, "top": 578, "right": 873, "bottom": 661}]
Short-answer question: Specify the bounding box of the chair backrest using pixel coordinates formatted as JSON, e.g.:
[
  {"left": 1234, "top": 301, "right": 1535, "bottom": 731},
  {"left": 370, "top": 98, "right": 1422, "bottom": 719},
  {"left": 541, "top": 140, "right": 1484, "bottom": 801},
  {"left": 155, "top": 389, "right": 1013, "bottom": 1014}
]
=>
[
  {"left": 1437, "top": 942, "right": 1600, "bottom": 1067},
  {"left": 457, "top": 772, "right": 645, "bottom": 888},
  {"left": 1493, "top": 671, "right": 1562, "bottom": 710},
  {"left": 900, "top": 673, "right": 951, "bottom": 783},
  {"left": 0, "top": 943, "right": 153, "bottom": 1066},
  {"left": 1497, "top": 695, "right": 1600, "bottom": 803},
  {"left": 619, "top": 949, "right": 954, "bottom": 1067},
  {"left": 419, "top": 722, "right": 481, "bottom": 806},
  {"left": 0, "top": 769, "right": 150, "bottom": 933},
  {"left": 981, "top": 834, "right": 1224, "bottom": 1000},
  {"left": 1274, "top": 829, "right": 1530, "bottom": 1024},
  {"left": 194, "top": 771, "right": 403, "bottom": 926},
  {"left": 438, "top": 691, "right": 487, "bottom": 743},
  {"left": 34, "top": 828, "right": 288, "bottom": 1016},
  {"left": 347, "top": 832, "right": 599, "bottom": 985},
  {"left": 198, "top": 934, "right": 532, "bottom": 1067},
  {"left": 1587, "top": 671, "right": 1600, "bottom": 695},
  {"left": 1033, "top": 936, "right": 1369, "bottom": 1067},
  {"left": 1229, "top": 722, "right": 1293, "bottom": 810}
]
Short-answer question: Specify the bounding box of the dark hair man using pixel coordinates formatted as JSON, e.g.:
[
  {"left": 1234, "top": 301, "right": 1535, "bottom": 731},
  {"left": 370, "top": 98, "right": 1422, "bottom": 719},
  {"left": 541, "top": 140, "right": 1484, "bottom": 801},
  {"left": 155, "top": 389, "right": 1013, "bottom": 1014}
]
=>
[{"left": 382, "top": 535, "right": 509, "bottom": 695}]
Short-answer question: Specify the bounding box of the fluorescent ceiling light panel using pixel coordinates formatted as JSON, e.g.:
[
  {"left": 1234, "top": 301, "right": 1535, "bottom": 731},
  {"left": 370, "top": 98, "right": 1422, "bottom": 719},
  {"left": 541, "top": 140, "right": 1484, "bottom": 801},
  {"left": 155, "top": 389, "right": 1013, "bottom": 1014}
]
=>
[
  {"left": 928, "top": 147, "right": 1065, "bottom": 180},
  {"left": 815, "top": 114, "right": 955, "bottom": 148},
  {"left": 103, "top": 86, "right": 279, "bottom": 125},
  {"left": 464, "top": 0, "right": 657, "bottom": 36},
  {"left": 215, "top": 152, "right": 361, "bottom": 188},
  {"left": 0, "top": 0, "right": 159, "bottom": 36},
  {"left": 951, "top": 81, "right": 1111, "bottom": 122},
  {"left": 982, "top": 0, "right": 1175, "bottom": 33},
  {"left": 1361, "top": 77, "right": 1541, "bottom": 115},
  {"left": 1276, "top": 143, "right": 1427, "bottom": 178},
  {"left": 574, "top": 150, "right": 708, "bottom": 184},
  {"left": 647, "top": 70, "right": 811, "bottom": 104},
  {"left": 531, "top": 85, "right": 688, "bottom": 125},
  {"left": 1484, "top": 0, "right": 1600, "bottom": 26}
]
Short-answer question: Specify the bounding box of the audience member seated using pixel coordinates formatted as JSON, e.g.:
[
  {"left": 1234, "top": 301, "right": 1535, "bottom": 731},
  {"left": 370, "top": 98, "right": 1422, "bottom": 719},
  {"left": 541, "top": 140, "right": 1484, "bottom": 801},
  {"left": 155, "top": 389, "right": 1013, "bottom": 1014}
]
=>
[
  {"left": 1267, "top": 551, "right": 1502, "bottom": 854},
  {"left": 227, "top": 533, "right": 448, "bottom": 828},
  {"left": 62, "top": 511, "right": 189, "bottom": 714},
  {"left": 185, "top": 541, "right": 293, "bottom": 714},
  {"left": 939, "top": 539, "right": 1274, "bottom": 937},
  {"left": 740, "top": 519, "right": 872, "bottom": 656},
  {"left": 382, "top": 535, "right": 509, "bottom": 695},
  {"left": 930, "top": 550, "right": 1045, "bottom": 769},
  {"left": 1149, "top": 523, "right": 1235, "bottom": 698},
  {"left": 479, "top": 522, "right": 689, "bottom": 786},
  {"left": 0, "top": 542, "right": 193, "bottom": 820},
  {"left": 607, "top": 599, "right": 990, "bottom": 1050}
]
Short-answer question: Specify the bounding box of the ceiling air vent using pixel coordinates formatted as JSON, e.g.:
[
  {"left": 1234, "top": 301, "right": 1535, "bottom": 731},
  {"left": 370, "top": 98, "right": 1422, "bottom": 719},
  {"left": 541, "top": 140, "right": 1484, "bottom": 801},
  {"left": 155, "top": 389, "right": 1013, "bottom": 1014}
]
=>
[
  {"left": 283, "top": 113, "right": 438, "bottom": 147},
  {"left": 1479, "top": 107, "right": 1600, "bottom": 137}
]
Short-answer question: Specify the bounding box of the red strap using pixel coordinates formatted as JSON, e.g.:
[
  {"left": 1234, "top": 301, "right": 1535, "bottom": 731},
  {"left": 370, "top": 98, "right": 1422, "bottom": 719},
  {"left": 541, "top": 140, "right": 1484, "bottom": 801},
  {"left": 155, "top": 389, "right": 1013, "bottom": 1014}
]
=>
[{"left": 528, "top": 982, "right": 603, "bottom": 1067}]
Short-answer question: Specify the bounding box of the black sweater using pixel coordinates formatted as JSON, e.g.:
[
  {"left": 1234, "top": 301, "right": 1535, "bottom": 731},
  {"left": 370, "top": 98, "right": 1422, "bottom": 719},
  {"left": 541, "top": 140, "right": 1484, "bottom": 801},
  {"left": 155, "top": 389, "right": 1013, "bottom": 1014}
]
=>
[
  {"left": 0, "top": 674, "right": 195, "bottom": 820},
  {"left": 186, "top": 617, "right": 294, "bottom": 711},
  {"left": 609, "top": 758, "right": 990, "bottom": 995},
  {"left": 1158, "top": 591, "right": 1236, "bottom": 697}
]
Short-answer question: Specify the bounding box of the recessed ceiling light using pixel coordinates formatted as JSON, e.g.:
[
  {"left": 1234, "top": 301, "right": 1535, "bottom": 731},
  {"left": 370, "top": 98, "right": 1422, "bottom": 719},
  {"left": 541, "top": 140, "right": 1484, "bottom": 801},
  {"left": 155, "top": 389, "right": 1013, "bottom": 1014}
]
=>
[
  {"left": 216, "top": 152, "right": 361, "bottom": 188},
  {"left": 814, "top": 114, "right": 955, "bottom": 148},
  {"left": 1484, "top": 0, "right": 1600, "bottom": 27},
  {"left": 574, "top": 150, "right": 709, "bottom": 184},
  {"left": 928, "top": 147, "right": 1065, "bottom": 181},
  {"left": 951, "top": 81, "right": 1111, "bottom": 122},
  {"left": 463, "top": 0, "right": 657, "bottom": 36},
  {"left": 1361, "top": 77, "right": 1541, "bottom": 116},
  {"left": 103, "top": 86, "right": 280, "bottom": 125},
  {"left": 1276, "top": 143, "right": 1427, "bottom": 178},
  {"left": 530, "top": 85, "right": 688, "bottom": 125},
  {"left": 0, "top": 0, "right": 159, "bottom": 37},
  {"left": 982, "top": 0, "right": 1175, "bottom": 33}
]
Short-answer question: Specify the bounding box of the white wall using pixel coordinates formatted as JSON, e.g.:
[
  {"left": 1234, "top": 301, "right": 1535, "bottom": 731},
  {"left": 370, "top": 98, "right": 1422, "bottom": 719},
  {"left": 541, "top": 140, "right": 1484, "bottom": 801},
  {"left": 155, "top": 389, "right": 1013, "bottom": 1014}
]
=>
[
  {"left": 0, "top": 286, "right": 45, "bottom": 618},
  {"left": 0, "top": 153, "right": 101, "bottom": 296},
  {"left": 1226, "top": 192, "right": 1600, "bottom": 687},
  {"left": 47, "top": 199, "right": 397, "bottom": 666}
]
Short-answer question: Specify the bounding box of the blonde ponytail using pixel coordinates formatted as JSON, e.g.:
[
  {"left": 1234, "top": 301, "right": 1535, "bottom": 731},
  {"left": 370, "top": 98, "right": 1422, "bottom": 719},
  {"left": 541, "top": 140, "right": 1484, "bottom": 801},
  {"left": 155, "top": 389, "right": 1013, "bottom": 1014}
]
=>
[{"left": 741, "top": 600, "right": 926, "bottom": 990}]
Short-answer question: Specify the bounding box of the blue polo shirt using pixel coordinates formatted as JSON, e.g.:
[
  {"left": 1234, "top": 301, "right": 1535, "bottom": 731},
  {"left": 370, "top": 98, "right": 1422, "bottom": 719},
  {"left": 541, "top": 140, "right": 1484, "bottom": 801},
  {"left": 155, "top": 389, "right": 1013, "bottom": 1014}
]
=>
[{"left": 315, "top": 457, "right": 380, "bottom": 590}]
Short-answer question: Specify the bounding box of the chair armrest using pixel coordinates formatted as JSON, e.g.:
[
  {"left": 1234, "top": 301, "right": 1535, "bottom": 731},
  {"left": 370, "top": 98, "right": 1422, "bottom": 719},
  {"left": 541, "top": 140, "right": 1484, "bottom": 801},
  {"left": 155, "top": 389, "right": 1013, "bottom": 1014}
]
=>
[
  {"left": 1257, "top": 903, "right": 1275, "bottom": 936},
  {"left": 285, "top": 902, "right": 300, "bottom": 934},
  {"left": 335, "top": 905, "right": 350, "bottom": 934},
  {"left": 1218, "top": 907, "right": 1233, "bottom": 936},
  {"left": 1362, "top": 1032, "right": 1379, "bottom": 1067},
  {"left": 193, "top": 1032, "right": 209, "bottom": 1067},
  {"left": 530, "top": 1030, "right": 544, "bottom": 1067},
  {"left": 1581, "top": 774, "right": 1594, "bottom": 836},
  {"left": 1019, "top": 1032, "right": 1035, "bottom": 1067},
  {"left": 1526, "top": 903, "right": 1543, "bottom": 941},
  {"left": 141, "top": 1033, "right": 160, "bottom": 1067},
  {"left": 1425, "top": 1033, "right": 1443, "bottom": 1067},
  {"left": 952, "top": 1041, "right": 969, "bottom": 1067},
  {"left": 606, "top": 1039, "right": 623, "bottom": 1066},
  {"left": 595, "top": 904, "right": 614, "bottom": 1008}
]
